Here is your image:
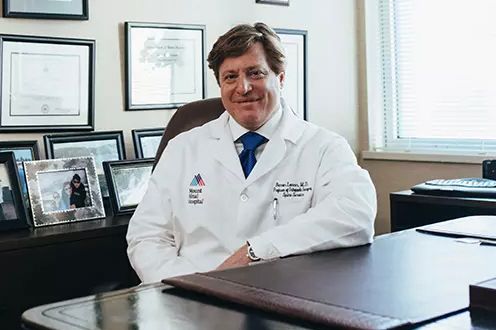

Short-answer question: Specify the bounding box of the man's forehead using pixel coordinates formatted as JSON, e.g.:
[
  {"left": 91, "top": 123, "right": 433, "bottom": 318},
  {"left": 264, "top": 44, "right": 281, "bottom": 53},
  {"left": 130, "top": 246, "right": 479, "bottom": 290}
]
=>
[
  {"left": 219, "top": 43, "right": 269, "bottom": 72},
  {"left": 220, "top": 63, "right": 266, "bottom": 73}
]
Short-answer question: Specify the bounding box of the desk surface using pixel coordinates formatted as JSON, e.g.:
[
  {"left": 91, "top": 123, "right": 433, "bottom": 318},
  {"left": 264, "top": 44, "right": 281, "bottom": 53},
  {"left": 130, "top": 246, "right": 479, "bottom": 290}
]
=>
[
  {"left": 20, "top": 227, "right": 496, "bottom": 330},
  {"left": 21, "top": 283, "right": 496, "bottom": 330},
  {"left": 22, "top": 228, "right": 496, "bottom": 330}
]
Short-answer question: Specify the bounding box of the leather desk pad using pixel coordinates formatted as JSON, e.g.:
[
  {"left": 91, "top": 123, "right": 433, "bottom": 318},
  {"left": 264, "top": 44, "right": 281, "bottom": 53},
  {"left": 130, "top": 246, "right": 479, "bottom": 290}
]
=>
[{"left": 164, "top": 230, "right": 496, "bottom": 329}]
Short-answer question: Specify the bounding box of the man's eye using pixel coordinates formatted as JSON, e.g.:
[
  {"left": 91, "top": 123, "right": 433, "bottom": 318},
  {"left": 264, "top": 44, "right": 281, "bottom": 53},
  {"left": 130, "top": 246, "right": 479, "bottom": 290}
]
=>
[
  {"left": 223, "top": 74, "right": 237, "bottom": 82},
  {"left": 249, "top": 70, "right": 265, "bottom": 78}
]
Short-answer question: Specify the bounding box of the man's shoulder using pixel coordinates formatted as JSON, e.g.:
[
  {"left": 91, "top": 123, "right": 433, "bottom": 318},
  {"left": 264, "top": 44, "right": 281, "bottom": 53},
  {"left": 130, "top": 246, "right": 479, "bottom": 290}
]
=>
[
  {"left": 295, "top": 118, "right": 348, "bottom": 147},
  {"left": 167, "top": 113, "right": 226, "bottom": 146}
]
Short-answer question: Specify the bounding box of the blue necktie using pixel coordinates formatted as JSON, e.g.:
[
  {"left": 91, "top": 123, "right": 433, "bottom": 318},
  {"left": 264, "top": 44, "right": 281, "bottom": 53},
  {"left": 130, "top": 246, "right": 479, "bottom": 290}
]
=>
[{"left": 239, "top": 132, "right": 268, "bottom": 178}]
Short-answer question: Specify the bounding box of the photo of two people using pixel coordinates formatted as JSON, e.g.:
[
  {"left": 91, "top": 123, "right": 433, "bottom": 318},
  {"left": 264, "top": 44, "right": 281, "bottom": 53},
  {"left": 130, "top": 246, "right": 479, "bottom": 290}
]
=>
[{"left": 39, "top": 169, "right": 92, "bottom": 213}]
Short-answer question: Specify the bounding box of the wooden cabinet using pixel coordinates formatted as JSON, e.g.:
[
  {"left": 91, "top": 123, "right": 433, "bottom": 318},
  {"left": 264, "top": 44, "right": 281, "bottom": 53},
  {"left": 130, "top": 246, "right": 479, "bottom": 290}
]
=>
[
  {"left": 0, "top": 210, "right": 139, "bottom": 328},
  {"left": 390, "top": 190, "right": 496, "bottom": 231}
]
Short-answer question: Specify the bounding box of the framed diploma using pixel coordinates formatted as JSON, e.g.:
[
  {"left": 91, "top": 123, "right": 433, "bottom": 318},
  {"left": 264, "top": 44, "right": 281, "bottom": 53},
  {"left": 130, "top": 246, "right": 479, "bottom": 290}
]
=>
[
  {"left": 275, "top": 29, "right": 307, "bottom": 120},
  {"left": 0, "top": 35, "right": 95, "bottom": 132},
  {"left": 125, "top": 22, "right": 206, "bottom": 110},
  {"left": 2, "top": 0, "right": 88, "bottom": 20},
  {"left": 256, "top": 0, "right": 289, "bottom": 6}
]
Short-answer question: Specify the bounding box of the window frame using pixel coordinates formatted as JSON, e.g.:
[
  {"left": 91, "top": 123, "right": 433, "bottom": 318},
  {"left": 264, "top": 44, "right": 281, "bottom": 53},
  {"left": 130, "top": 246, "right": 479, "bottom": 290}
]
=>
[{"left": 365, "top": 0, "right": 496, "bottom": 159}]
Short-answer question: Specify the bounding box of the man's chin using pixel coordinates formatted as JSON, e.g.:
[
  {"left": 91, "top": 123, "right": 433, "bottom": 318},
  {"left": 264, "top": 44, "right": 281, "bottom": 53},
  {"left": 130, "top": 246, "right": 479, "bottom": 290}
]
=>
[{"left": 236, "top": 115, "right": 268, "bottom": 130}]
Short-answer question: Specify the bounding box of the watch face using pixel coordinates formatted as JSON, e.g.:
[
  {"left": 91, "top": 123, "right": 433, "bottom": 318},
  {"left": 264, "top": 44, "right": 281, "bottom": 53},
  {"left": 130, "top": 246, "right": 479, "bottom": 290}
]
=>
[{"left": 248, "top": 246, "right": 260, "bottom": 261}]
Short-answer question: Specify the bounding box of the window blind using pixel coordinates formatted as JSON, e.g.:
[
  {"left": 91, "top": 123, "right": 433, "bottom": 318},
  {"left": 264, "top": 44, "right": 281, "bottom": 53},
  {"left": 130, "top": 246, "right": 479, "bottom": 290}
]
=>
[{"left": 376, "top": 0, "right": 496, "bottom": 154}]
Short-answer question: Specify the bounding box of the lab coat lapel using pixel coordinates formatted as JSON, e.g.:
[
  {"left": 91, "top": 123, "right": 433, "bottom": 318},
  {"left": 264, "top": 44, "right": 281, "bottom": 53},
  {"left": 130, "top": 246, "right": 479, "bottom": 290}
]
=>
[
  {"left": 208, "top": 112, "right": 245, "bottom": 181},
  {"left": 245, "top": 101, "right": 306, "bottom": 186}
]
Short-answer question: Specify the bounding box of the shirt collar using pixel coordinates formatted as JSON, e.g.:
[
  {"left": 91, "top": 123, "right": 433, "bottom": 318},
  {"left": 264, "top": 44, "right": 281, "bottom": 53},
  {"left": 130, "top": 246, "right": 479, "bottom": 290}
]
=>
[{"left": 228, "top": 104, "right": 283, "bottom": 142}]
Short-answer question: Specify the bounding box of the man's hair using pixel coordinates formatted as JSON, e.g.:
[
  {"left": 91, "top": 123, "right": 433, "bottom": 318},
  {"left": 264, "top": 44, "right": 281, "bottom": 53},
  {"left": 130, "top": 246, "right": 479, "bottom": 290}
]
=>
[{"left": 207, "top": 22, "right": 286, "bottom": 85}]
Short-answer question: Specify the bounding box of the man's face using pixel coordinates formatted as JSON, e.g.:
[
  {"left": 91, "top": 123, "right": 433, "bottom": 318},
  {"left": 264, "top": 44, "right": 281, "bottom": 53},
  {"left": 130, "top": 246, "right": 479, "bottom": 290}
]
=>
[{"left": 219, "top": 42, "right": 285, "bottom": 131}]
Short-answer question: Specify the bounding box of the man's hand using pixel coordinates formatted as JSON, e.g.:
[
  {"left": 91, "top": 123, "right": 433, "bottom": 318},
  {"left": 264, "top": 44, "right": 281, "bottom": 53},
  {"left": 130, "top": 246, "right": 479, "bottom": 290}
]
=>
[{"left": 216, "top": 244, "right": 251, "bottom": 270}]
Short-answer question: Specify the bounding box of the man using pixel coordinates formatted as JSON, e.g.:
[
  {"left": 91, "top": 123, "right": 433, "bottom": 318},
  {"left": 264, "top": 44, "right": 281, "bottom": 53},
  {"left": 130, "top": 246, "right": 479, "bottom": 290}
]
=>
[
  {"left": 127, "top": 23, "right": 376, "bottom": 284},
  {"left": 69, "top": 174, "right": 86, "bottom": 208}
]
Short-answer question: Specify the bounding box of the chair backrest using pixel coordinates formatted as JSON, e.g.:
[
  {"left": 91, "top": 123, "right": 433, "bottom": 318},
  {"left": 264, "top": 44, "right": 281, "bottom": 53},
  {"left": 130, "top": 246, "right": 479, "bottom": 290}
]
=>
[{"left": 153, "top": 97, "right": 225, "bottom": 168}]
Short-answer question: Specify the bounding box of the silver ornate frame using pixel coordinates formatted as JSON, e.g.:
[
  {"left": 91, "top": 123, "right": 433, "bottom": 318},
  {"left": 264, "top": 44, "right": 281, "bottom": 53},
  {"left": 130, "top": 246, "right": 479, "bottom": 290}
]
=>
[{"left": 24, "top": 156, "right": 105, "bottom": 227}]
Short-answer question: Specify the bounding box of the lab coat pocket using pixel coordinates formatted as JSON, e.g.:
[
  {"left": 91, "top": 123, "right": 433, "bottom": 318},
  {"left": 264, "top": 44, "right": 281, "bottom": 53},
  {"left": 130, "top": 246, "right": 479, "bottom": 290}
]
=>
[{"left": 275, "top": 197, "right": 310, "bottom": 223}]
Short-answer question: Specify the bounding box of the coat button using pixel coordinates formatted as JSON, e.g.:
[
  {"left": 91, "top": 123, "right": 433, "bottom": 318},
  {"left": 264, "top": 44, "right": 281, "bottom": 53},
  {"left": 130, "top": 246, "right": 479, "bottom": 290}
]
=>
[{"left": 240, "top": 194, "right": 248, "bottom": 202}]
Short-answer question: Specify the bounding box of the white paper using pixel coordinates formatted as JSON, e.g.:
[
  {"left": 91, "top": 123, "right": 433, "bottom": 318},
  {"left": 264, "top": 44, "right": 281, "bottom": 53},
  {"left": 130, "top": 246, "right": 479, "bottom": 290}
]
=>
[
  {"left": 10, "top": 53, "right": 80, "bottom": 116},
  {"left": 130, "top": 27, "right": 203, "bottom": 107}
]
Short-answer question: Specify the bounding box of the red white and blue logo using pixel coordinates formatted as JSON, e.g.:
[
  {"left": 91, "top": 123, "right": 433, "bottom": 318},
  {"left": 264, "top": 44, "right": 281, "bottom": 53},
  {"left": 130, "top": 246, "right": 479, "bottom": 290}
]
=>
[{"left": 190, "top": 174, "right": 205, "bottom": 186}]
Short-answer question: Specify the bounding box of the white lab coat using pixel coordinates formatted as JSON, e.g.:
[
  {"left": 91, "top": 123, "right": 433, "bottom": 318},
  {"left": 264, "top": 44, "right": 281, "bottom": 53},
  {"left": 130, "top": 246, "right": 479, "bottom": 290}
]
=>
[{"left": 127, "top": 104, "right": 377, "bottom": 283}]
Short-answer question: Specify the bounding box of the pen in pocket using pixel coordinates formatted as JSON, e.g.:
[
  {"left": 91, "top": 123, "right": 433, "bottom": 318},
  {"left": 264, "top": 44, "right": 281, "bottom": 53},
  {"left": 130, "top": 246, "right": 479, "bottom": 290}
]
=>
[{"left": 272, "top": 198, "right": 279, "bottom": 221}]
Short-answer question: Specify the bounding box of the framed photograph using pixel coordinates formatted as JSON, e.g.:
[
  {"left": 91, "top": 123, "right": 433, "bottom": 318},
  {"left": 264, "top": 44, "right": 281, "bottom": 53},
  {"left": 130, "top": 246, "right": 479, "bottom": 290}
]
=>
[
  {"left": 0, "top": 152, "right": 30, "bottom": 231},
  {"left": 125, "top": 22, "right": 206, "bottom": 110},
  {"left": 0, "top": 34, "right": 95, "bottom": 132},
  {"left": 0, "top": 140, "right": 39, "bottom": 207},
  {"left": 132, "top": 128, "right": 165, "bottom": 158},
  {"left": 24, "top": 157, "right": 105, "bottom": 227},
  {"left": 275, "top": 29, "right": 307, "bottom": 120},
  {"left": 256, "top": 0, "right": 289, "bottom": 6},
  {"left": 44, "top": 131, "right": 126, "bottom": 197},
  {"left": 3, "top": 0, "right": 88, "bottom": 20},
  {"left": 103, "top": 158, "right": 154, "bottom": 215}
]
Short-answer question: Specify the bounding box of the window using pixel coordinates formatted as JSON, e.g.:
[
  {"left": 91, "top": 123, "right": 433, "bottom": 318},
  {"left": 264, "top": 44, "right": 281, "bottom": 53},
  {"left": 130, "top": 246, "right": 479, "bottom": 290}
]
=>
[{"left": 366, "top": 0, "right": 496, "bottom": 155}]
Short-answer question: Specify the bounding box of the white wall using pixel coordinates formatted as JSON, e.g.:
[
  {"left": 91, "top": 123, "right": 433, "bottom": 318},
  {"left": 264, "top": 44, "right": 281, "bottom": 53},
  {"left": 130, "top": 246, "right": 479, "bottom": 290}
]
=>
[{"left": 0, "top": 0, "right": 359, "bottom": 158}]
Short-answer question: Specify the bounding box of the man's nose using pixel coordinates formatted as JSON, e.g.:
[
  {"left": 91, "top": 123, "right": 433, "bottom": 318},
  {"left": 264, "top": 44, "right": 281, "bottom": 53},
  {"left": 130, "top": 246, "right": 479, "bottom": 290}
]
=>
[{"left": 235, "top": 76, "right": 252, "bottom": 95}]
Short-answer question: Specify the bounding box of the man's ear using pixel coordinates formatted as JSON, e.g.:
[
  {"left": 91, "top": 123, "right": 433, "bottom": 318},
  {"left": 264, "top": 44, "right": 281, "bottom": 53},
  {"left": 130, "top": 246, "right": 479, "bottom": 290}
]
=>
[{"left": 278, "top": 71, "right": 286, "bottom": 89}]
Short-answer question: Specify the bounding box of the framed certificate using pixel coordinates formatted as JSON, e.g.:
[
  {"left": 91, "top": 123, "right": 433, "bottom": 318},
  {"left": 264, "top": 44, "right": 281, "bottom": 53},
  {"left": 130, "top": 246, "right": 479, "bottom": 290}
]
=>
[
  {"left": 125, "top": 22, "right": 206, "bottom": 110},
  {"left": 2, "top": 0, "right": 88, "bottom": 20},
  {"left": 0, "top": 35, "right": 95, "bottom": 131},
  {"left": 275, "top": 29, "right": 307, "bottom": 120}
]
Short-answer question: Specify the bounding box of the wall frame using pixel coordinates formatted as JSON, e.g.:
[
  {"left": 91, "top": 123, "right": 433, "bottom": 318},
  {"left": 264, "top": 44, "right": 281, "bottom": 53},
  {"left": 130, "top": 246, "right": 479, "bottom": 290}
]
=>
[
  {"left": 256, "top": 0, "right": 289, "bottom": 6},
  {"left": 125, "top": 22, "right": 206, "bottom": 110},
  {"left": 132, "top": 128, "right": 165, "bottom": 159},
  {"left": 275, "top": 28, "right": 307, "bottom": 120},
  {"left": 103, "top": 158, "right": 154, "bottom": 215},
  {"left": 0, "top": 151, "right": 30, "bottom": 231},
  {"left": 0, "top": 140, "right": 39, "bottom": 208},
  {"left": 2, "top": 0, "right": 89, "bottom": 20},
  {"left": 44, "top": 131, "right": 126, "bottom": 197},
  {"left": 0, "top": 34, "right": 95, "bottom": 132},
  {"left": 24, "top": 157, "right": 105, "bottom": 227}
]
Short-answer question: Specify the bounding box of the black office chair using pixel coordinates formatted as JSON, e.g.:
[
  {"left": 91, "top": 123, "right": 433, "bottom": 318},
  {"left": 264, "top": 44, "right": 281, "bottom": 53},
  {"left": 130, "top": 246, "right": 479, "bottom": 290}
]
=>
[{"left": 153, "top": 97, "right": 225, "bottom": 168}]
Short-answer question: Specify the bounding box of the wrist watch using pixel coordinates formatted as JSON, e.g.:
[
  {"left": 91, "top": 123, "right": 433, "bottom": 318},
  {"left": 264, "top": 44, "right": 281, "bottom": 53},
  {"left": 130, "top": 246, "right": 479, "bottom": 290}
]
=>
[{"left": 246, "top": 242, "right": 261, "bottom": 261}]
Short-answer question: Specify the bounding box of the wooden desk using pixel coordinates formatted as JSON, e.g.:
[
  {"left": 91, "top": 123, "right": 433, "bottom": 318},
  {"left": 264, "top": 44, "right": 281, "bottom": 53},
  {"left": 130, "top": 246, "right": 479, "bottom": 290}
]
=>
[
  {"left": 21, "top": 282, "right": 496, "bottom": 330},
  {"left": 0, "top": 205, "right": 139, "bottom": 329},
  {"left": 21, "top": 228, "right": 496, "bottom": 330},
  {"left": 390, "top": 190, "right": 496, "bottom": 231}
]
